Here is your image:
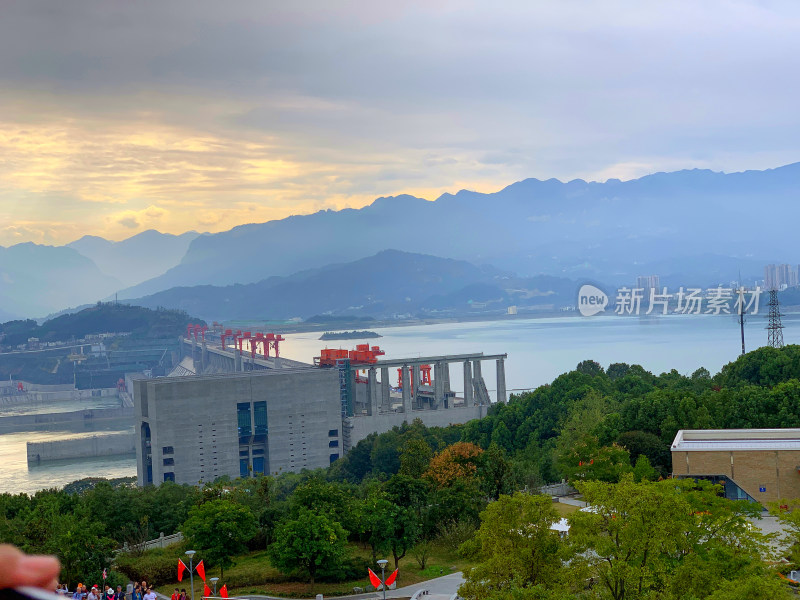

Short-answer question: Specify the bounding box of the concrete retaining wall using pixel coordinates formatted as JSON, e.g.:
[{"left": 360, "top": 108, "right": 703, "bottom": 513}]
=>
[
  {"left": 347, "top": 405, "right": 485, "bottom": 448},
  {"left": 0, "top": 405, "right": 134, "bottom": 430},
  {"left": 27, "top": 431, "right": 136, "bottom": 462}
]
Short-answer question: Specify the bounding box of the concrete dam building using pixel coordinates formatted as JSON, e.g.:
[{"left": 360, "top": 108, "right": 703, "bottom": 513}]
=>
[
  {"left": 135, "top": 334, "right": 507, "bottom": 486},
  {"left": 135, "top": 368, "right": 342, "bottom": 486}
]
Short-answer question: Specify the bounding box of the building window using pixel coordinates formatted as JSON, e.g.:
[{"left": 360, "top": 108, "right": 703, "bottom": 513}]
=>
[
  {"left": 330, "top": 454, "right": 339, "bottom": 464},
  {"left": 240, "top": 458, "right": 249, "bottom": 478},
  {"left": 163, "top": 472, "right": 175, "bottom": 482},
  {"left": 162, "top": 446, "right": 174, "bottom": 455},
  {"left": 237, "top": 402, "right": 252, "bottom": 443},
  {"left": 329, "top": 440, "right": 339, "bottom": 448},
  {"left": 254, "top": 401, "right": 268, "bottom": 442},
  {"left": 239, "top": 449, "right": 249, "bottom": 457},
  {"left": 252, "top": 448, "right": 265, "bottom": 455},
  {"left": 163, "top": 458, "right": 174, "bottom": 466},
  {"left": 253, "top": 456, "right": 265, "bottom": 475},
  {"left": 328, "top": 429, "right": 338, "bottom": 437}
]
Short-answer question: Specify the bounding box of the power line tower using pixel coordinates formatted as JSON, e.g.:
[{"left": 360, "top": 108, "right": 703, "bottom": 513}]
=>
[{"left": 766, "top": 289, "right": 784, "bottom": 348}]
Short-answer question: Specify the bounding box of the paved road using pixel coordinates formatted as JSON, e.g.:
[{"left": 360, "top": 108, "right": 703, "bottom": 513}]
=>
[{"left": 237, "top": 571, "right": 465, "bottom": 600}]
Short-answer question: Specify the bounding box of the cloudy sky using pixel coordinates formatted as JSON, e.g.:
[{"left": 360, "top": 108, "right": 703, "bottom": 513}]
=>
[{"left": 1, "top": 0, "right": 798, "bottom": 246}]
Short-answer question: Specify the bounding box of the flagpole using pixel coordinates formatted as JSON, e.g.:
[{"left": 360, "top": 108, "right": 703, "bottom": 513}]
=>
[{"left": 185, "top": 550, "right": 196, "bottom": 600}]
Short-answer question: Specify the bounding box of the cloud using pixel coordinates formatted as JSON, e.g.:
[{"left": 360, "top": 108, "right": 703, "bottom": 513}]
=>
[
  {"left": 1, "top": 1, "right": 800, "bottom": 245},
  {"left": 117, "top": 216, "right": 139, "bottom": 229}
]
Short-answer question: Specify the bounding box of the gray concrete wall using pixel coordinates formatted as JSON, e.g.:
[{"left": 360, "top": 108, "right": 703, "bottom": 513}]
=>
[
  {"left": 134, "top": 368, "right": 340, "bottom": 486},
  {"left": 27, "top": 432, "right": 135, "bottom": 462},
  {"left": 347, "top": 404, "right": 486, "bottom": 447}
]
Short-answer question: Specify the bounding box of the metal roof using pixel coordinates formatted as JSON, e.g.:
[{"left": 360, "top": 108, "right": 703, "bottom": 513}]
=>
[{"left": 671, "top": 428, "right": 800, "bottom": 452}]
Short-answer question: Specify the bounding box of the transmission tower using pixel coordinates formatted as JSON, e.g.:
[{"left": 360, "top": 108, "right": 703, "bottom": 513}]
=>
[{"left": 766, "top": 289, "right": 784, "bottom": 348}]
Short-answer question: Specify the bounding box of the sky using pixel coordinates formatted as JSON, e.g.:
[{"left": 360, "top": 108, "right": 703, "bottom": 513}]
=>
[{"left": 1, "top": 0, "right": 799, "bottom": 246}]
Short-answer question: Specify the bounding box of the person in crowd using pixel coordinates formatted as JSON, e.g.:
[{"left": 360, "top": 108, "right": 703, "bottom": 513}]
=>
[
  {"left": 87, "top": 586, "right": 100, "bottom": 600},
  {"left": 180, "top": 588, "right": 187, "bottom": 600},
  {"left": 171, "top": 588, "right": 180, "bottom": 600},
  {"left": 116, "top": 585, "right": 125, "bottom": 600},
  {"left": 73, "top": 584, "right": 85, "bottom": 600},
  {"left": 132, "top": 585, "right": 143, "bottom": 600},
  {"left": 105, "top": 584, "right": 115, "bottom": 600},
  {"left": 143, "top": 587, "right": 157, "bottom": 600}
]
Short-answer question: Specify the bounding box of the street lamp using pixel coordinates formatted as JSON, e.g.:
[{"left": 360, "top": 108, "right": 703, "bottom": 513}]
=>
[
  {"left": 209, "top": 578, "right": 219, "bottom": 596},
  {"left": 185, "top": 551, "right": 196, "bottom": 600},
  {"left": 376, "top": 559, "right": 389, "bottom": 600}
]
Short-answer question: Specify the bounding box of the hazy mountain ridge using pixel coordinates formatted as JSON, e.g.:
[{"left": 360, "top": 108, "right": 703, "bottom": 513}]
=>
[
  {"left": 128, "top": 249, "right": 567, "bottom": 321},
  {"left": 67, "top": 229, "right": 201, "bottom": 287},
  {"left": 120, "top": 163, "right": 800, "bottom": 299},
  {"left": 0, "top": 243, "right": 122, "bottom": 319}
]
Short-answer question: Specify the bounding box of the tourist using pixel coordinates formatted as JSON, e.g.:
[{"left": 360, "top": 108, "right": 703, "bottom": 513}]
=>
[
  {"left": 131, "top": 586, "right": 142, "bottom": 600},
  {"left": 105, "top": 585, "right": 115, "bottom": 600},
  {"left": 143, "top": 587, "right": 157, "bottom": 600},
  {"left": 171, "top": 588, "right": 180, "bottom": 600},
  {"left": 116, "top": 585, "right": 125, "bottom": 600},
  {"left": 180, "top": 588, "right": 187, "bottom": 600},
  {"left": 73, "top": 584, "right": 85, "bottom": 600},
  {"left": 87, "top": 586, "right": 99, "bottom": 600}
]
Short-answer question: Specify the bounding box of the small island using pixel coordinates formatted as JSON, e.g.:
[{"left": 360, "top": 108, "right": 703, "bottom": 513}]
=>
[{"left": 319, "top": 330, "right": 382, "bottom": 340}]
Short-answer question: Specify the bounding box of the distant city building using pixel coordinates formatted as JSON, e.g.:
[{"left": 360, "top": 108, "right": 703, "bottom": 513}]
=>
[
  {"left": 764, "top": 263, "right": 799, "bottom": 291},
  {"left": 672, "top": 428, "right": 800, "bottom": 507},
  {"left": 636, "top": 275, "right": 660, "bottom": 300}
]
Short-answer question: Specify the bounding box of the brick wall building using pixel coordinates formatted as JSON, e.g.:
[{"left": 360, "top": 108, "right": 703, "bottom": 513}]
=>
[{"left": 671, "top": 429, "right": 800, "bottom": 507}]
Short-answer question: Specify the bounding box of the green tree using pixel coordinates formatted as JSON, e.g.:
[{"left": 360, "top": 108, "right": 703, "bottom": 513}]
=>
[
  {"left": 399, "top": 438, "right": 433, "bottom": 478},
  {"left": 182, "top": 499, "right": 257, "bottom": 578},
  {"left": 459, "top": 493, "right": 564, "bottom": 600},
  {"left": 568, "top": 476, "right": 778, "bottom": 600},
  {"left": 268, "top": 508, "right": 347, "bottom": 587}
]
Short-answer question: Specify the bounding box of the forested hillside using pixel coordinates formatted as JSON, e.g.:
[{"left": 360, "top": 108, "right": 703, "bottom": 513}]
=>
[{"left": 3, "top": 346, "right": 800, "bottom": 598}]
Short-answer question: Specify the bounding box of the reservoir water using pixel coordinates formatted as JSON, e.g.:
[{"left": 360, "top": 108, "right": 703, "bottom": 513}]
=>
[{"left": 2, "top": 312, "right": 798, "bottom": 494}]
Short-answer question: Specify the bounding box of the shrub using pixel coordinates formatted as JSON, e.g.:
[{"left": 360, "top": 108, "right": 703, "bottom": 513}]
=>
[{"left": 115, "top": 550, "right": 180, "bottom": 585}]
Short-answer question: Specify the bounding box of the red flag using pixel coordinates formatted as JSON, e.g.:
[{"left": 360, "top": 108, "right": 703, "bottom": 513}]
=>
[
  {"left": 203, "top": 584, "right": 211, "bottom": 598},
  {"left": 178, "top": 559, "right": 187, "bottom": 582},
  {"left": 368, "top": 568, "right": 382, "bottom": 589},
  {"left": 220, "top": 586, "right": 228, "bottom": 599},
  {"left": 385, "top": 569, "right": 398, "bottom": 587},
  {"left": 196, "top": 560, "right": 206, "bottom": 581}
]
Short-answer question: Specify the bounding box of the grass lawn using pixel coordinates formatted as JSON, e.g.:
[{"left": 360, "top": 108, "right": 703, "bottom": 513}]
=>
[
  {"left": 153, "top": 542, "right": 471, "bottom": 599},
  {"left": 553, "top": 501, "right": 580, "bottom": 517}
]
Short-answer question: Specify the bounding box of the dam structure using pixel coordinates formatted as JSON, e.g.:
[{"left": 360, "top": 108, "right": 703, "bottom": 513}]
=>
[{"left": 135, "top": 335, "right": 507, "bottom": 486}]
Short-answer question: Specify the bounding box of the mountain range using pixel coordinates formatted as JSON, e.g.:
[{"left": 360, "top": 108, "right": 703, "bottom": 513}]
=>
[
  {"left": 2, "top": 163, "right": 799, "bottom": 319},
  {"left": 118, "top": 162, "right": 800, "bottom": 300},
  {"left": 129, "top": 249, "right": 574, "bottom": 321}
]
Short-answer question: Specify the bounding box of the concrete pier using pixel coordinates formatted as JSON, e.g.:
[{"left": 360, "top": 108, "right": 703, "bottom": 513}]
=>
[
  {"left": 401, "top": 365, "right": 412, "bottom": 418},
  {"left": 463, "top": 360, "right": 474, "bottom": 407},
  {"left": 496, "top": 358, "right": 507, "bottom": 403},
  {"left": 27, "top": 431, "right": 135, "bottom": 462}
]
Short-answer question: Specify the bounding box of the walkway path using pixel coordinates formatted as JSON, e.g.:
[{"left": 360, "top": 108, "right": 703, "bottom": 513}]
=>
[{"left": 235, "top": 571, "right": 465, "bottom": 600}]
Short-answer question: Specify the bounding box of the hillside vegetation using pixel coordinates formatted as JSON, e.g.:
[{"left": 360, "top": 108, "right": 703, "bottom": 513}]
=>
[{"left": 2, "top": 346, "right": 800, "bottom": 599}]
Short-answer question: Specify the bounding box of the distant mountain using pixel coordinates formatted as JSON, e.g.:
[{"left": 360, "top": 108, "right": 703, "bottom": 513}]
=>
[
  {"left": 68, "top": 229, "right": 201, "bottom": 288},
  {"left": 119, "top": 163, "right": 800, "bottom": 299},
  {"left": 129, "top": 250, "right": 569, "bottom": 321},
  {"left": 0, "top": 243, "right": 122, "bottom": 319}
]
